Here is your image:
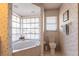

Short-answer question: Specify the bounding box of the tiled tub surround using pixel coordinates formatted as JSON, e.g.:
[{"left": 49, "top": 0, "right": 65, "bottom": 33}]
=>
[{"left": 12, "top": 39, "right": 40, "bottom": 53}]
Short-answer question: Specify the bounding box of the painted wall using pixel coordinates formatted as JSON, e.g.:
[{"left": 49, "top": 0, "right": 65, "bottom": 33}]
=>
[
  {"left": 0, "top": 3, "right": 10, "bottom": 55},
  {"left": 59, "top": 3, "right": 78, "bottom": 56},
  {"left": 44, "top": 9, "right": 60, "bottom": 49}
]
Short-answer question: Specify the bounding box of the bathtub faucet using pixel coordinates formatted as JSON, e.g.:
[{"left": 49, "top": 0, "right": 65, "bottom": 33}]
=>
[{"left": 19, "top": 36, "right": 25, "bottom": 40}]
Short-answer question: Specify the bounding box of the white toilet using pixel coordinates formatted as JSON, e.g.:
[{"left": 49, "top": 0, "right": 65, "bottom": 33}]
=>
[{"left": 49, "top": 42, "right": 56, "bottom": 55}]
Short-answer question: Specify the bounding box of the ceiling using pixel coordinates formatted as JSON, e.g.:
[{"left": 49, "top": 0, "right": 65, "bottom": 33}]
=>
[
  {"left": 34, "top": 3, "right": 62, "bottom": 10},
  {"left": 12, "top": 3, "right": 62, "bottom": 17},
  {"left": 12, "top": 3, "right": 41, "bottom": 17}
]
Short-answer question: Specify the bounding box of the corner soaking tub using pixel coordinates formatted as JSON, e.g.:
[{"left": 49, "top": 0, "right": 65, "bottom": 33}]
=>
[{"left": 12, "top": 39, "right": 40, "bottom": 53}]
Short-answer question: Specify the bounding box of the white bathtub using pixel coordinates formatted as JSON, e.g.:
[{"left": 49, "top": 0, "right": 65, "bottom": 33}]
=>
[{"left": 12, "top": 39, "right": 40, "bottom": 53}]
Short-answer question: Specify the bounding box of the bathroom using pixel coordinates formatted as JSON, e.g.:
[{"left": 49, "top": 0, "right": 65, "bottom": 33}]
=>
[
  {"left": 10, "top": 3, "right": 60, "bottom": 56},
  {"left": 0, "top": 3, "right": 78, "bottom": 56}
]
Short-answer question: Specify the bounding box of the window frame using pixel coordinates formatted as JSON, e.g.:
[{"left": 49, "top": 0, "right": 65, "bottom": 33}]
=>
[
  {"left": 12, "top": 15, "right": 21, "bottom": 42},
  {"left": 12, "top": 16, "right": 40, "bottom": 41},
  {"left": 22, "top": 17, "right": 40, "bottom": 40},
  {"left": 46, "top": 16, "right": 57, "bottom": 31}
]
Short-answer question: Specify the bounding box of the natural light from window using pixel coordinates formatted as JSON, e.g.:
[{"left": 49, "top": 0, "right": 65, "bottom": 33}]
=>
[
  {"left": 12, "top": 15, "right": 40, "bottom": 42},
  {"left": 46, "top": 16, "right": 57, "bottom": 31},
  {"left": 12, "top": 15, "right": 20, "bottom": 42}
]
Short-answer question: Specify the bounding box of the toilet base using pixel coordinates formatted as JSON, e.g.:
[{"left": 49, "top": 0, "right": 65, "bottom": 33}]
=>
[{"left": 50, "top": 49, "right": 55, "bottom": 55}]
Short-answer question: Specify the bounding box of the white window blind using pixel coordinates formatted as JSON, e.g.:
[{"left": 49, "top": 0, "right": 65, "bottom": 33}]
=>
[{"left": 46, "top": 16, "right": 57, "bottom": 31}]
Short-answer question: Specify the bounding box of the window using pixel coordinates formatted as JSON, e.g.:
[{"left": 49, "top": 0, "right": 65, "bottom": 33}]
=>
[
  {"left": 12, "top": 16, "right": 40, "bottom": 41},
  {"left": 12, "top": 15, "right": 20, "bottom": 42},
  {"left": 22, "top": 18, "right": 40, "bottom": 40},
  {"left": 46, "top": 16, "right": 57, "bottom": 31}
]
